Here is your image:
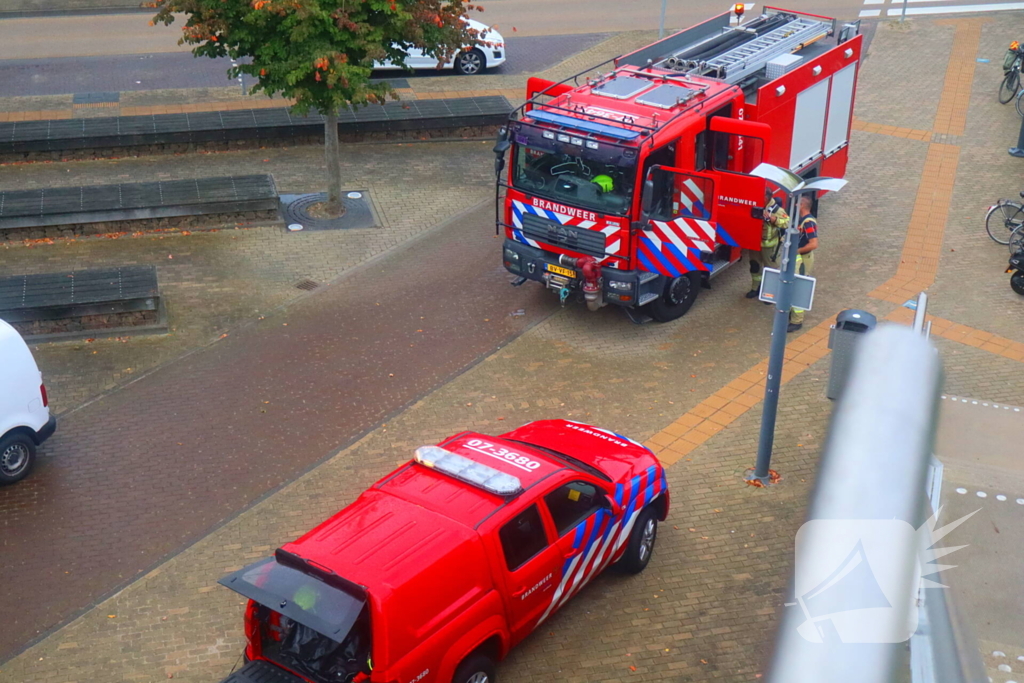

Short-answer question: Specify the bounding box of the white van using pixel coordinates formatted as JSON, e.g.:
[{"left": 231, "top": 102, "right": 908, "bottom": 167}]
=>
[{"left": 0, "top": 319, "right": 56, "bottom": 484}]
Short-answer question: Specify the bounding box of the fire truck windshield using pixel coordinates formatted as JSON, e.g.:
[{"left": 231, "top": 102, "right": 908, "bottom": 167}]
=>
[{"left": 512, "top": 143, "right": 636, "bottom": 217}]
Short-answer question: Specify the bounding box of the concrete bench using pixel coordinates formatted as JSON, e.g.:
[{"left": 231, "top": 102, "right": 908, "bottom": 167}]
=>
[
  {"left": 0, "top": 266, "right": 164, "bottom": 339},
  {"left": 0, "top": 96, "right": 513, "bottom": 157},
  {"left": 0, "top": 174, "right": 279, "bottom": 237}
]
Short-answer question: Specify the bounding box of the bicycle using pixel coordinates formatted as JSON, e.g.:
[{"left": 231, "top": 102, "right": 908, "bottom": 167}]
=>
[
  {"left": 986, "top": 193, "right": 1024, "bottom": 245},
  {"left": 999, "top": 41, "right": 1023, "bottom": 104}
]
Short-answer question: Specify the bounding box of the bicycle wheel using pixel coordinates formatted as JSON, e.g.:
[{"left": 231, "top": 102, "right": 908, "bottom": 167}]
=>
[
  {"left": 999, "top": 67, "right": 1020, "bottom": 104},
  {"left": 1010, "top": 223, "right": 1024, "bottom": 254},
  {"left": 1016, "top": 88, "right": 1024, "bottom": 117},
  {"left": 986, "top": 201, "right": 1024, "bottom": 245}
]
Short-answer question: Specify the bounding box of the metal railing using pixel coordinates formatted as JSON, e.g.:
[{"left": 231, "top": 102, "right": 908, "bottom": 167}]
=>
[{"left": 765, "top": 323, "right": 986, "bottom": 683}]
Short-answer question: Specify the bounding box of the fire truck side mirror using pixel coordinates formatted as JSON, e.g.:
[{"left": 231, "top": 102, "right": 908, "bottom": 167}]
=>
[
  {"left": 493, "top": 140, "right": 510, "bottom": 176},
  {"left": 641, "top": 179, "right": 654, "bottom": 213},
  {"left": 493, "top": 131, "right": 511, "bottom": 177}
]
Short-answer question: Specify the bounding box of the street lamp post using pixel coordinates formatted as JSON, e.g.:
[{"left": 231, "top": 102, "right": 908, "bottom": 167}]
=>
[{"left": 746, "top": 164, "right": 847, "bottom": 485}]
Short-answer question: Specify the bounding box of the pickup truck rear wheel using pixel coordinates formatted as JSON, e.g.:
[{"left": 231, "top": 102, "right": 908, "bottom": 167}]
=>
[
  {"left": 646, "top": 272, "right": 700, "bottom": 322},
  {"left": 618, "top": 506, "right": 658, "bottom": 574},
  {"left": 453, "top": 652, "right": 496, "bottom": 683}
]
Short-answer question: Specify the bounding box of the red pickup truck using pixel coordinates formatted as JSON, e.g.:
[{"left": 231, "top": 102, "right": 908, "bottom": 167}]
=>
[{"left": 218, "top": 420, "right": 669, "bottom": 683}]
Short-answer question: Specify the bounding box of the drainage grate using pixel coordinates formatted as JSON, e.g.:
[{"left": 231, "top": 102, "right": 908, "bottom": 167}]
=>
[{"left": 295, "top": 279, "right": 320, "bottom": 291}]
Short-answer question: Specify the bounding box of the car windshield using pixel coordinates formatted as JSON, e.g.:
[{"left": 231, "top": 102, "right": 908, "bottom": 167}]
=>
[{"left": 512, "top": 143, "right": 637, "bottom": 217}]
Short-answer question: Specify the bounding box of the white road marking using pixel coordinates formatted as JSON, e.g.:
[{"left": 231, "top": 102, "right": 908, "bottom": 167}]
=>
[
  {"left": 886, "top": 2, "right": 1024, "bottom": 15},
  {"left": 859, "top": 8, "right": 882, "bottom": 15}
]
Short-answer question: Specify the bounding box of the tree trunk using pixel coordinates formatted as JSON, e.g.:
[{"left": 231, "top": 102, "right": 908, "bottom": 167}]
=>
[{"left": 324, "top": 109, "right": 343, "bottom": 217}]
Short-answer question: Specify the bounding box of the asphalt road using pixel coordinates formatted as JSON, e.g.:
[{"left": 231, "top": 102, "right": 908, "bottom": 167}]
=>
[
  {"left": 0, "top": 1, "right": 866, "bottom": 61},
  {"left": 0, "top": 33, "right": 611, "bottom": 98}
]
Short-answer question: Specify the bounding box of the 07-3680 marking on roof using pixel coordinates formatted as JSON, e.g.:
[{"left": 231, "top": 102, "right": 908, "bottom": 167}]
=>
[{"left": 464, "top": 439, "right": 543, "bottom": 471}]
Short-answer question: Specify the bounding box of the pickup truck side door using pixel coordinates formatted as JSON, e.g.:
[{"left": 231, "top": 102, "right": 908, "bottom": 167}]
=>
[
  {"left": 496, "top": 503, "right": 562, "bottom": 646},
  {"left": 534, "top": 480, "right": 620, "bottom": 627}
]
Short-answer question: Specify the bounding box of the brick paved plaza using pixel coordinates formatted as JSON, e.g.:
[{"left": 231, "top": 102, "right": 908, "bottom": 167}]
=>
[{"left": 1, "top": 15, "right": 1024, "bottom": 683}]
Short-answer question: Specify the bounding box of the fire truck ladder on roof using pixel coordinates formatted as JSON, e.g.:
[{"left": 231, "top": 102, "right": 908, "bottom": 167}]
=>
[{"left": 661, "top": 15, "right": 831, "bottom": 85}]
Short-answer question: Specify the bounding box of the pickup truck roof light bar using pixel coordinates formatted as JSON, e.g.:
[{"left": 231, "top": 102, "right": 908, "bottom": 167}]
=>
[{"left": 414, "top": 446, "right": 524, "bottom": 498}]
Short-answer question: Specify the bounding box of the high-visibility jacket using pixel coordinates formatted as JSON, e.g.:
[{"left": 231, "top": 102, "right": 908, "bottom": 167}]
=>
[{"left": 762, "top": 198, "right": 790, "bottom": 250}]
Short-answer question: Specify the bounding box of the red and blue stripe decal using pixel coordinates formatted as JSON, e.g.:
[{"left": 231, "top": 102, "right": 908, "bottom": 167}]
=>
[{"left": 536, "top": 465, "right": 667, "bottom": 625}]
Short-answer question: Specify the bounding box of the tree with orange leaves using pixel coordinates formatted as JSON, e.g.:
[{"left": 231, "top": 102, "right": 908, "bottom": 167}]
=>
[{"left": 152, "top": 0, "right": 486, "bottom": 217}]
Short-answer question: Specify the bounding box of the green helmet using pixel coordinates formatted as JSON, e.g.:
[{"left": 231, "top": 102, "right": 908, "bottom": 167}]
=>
[
  {"left": 592, "top": 174, "right": 614, "bottom": 193},
  {"left": 293, "top": 584, "right": 317, "bottom": 611}
]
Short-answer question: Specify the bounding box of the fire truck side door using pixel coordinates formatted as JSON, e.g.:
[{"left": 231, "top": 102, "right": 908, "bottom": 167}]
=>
[
  {"left": 705, "top": 117, "right": 771, "bottom": 251},
  {"left": 637, "top": 166, "right": 720, "bottom": 276}
]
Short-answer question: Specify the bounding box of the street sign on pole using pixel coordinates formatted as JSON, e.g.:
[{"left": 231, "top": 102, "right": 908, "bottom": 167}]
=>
[
  {"left": 746, "top": 167, "right": 847, "bottom": 486},
  {"left": 759, "top": 268, "right": 816, "bottom": 310}
]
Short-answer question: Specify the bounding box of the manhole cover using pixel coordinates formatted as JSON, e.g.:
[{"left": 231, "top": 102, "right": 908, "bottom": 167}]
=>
[
  {"left": 279, "top": 192, "right": 379, "bottom": 231},
  {"left": 295, "top": 279, "right": 320, "bottom": 291}
]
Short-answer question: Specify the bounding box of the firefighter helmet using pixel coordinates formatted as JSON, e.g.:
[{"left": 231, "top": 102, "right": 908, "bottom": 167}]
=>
[{"left": 592, "top": 174, "right": 614, "bottom": 193}]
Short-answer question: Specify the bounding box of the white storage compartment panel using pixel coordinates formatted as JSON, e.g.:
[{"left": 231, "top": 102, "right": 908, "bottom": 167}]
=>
[
  {"left": 824, "top": 62, "right": 858, "bottom": 156},
  {"left": 790, "top": 77, "right": 830, "bottom": 170}
]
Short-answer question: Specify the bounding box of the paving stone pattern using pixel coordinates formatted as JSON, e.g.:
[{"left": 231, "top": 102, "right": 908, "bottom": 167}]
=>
[
  {"left": 0, "top": 141, "right": 496, "bottom": 413},
  {"left": 4, "top": 15, "right": 1024, "bottom": 683}
]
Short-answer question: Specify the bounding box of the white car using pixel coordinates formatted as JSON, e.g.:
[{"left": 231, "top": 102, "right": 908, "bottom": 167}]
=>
[
  {"left": 0, "top": 318, "right": 56, "bottom": 484},
  {"left": 374, "top": 19, "right": 506, "bottom": 76}
]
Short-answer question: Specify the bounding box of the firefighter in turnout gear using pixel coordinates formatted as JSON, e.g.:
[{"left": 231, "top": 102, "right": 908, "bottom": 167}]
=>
[
  {"left": 788, "top": 194, "right": 819, "bottom": 333},
  {"left": 746, "top": 187, "right": 789, "bottom": 300}
]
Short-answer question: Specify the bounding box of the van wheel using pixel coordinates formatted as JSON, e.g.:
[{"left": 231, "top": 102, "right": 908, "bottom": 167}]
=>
[
  {"left": 453, "top": 653, "right": 496, "bottom": 683},
  {"left": 0, "top": 432, "right": 36, "bottom": 485},
  {"left": 646, "top": 273, "right": 700, "bottom": 322},
  {"left": 617, "top": 506, "right": 658, "bottom": 574}
]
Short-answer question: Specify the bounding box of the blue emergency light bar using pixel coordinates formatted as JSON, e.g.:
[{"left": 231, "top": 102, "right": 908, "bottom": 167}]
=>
[{"left": 526, "top": 110, "right": 641, "bottom": 141}]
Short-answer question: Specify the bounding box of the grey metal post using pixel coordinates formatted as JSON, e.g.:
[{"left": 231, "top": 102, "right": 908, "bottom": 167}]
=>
[
  {"left": 900, "top": 0, "right": 909, "bottom": 22},
  {"left": 659, "top": 0, "right": 667, "bottom": 39},
  {"left": 745, "top": 165, "right": 846, "bottom": 485},
  {"left": 751, "top": 191, "right": 801, "bottom": 483},
  {"left": 912, "top": 292, "right": 928, "bottom": 334}
]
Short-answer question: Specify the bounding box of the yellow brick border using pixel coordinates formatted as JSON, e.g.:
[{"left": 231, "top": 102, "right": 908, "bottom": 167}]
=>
[
  {"left": 645, "top": 318, "right": 833, "bottom": 465},
  {"left": 886, "top": 307, "right": 1024, "bottom": 362}
]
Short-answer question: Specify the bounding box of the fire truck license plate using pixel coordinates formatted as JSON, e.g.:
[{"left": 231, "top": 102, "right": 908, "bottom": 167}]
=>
[{"left": 545, "top": 264, "right": 576, "bottom": 278}]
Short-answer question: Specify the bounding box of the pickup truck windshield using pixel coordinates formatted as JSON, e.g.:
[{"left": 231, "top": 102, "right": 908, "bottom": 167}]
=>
[{"left": 512, "top": 145, "right": 636, "bottom": 216}]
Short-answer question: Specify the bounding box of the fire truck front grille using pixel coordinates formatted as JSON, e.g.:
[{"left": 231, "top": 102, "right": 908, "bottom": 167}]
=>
[{"left": 520, "top": 214, "right": 607, "bottom": 258}]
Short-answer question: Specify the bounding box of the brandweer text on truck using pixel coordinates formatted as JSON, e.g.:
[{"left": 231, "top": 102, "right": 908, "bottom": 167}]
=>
[{"left": 495, "top": 6, "right": 862, "bottom": 322}]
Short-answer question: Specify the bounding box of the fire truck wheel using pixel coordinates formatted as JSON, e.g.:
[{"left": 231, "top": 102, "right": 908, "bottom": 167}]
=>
[
  {"left": 453, "top": 652, "right": 497, "bottom": 683},
  {"left": 617, "top": 506, "right": 658, "bottom": 574},
  {"left": 454, "top": 49, "right": 486, "bottom": 76},
  {"left": 647, "top": 273, "right": 700, "bottom": 322}
]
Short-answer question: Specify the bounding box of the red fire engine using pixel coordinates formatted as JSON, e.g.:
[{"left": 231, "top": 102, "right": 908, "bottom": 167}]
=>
[{"left": 496, "top": 6, "right": 862, "bottom": 322}]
